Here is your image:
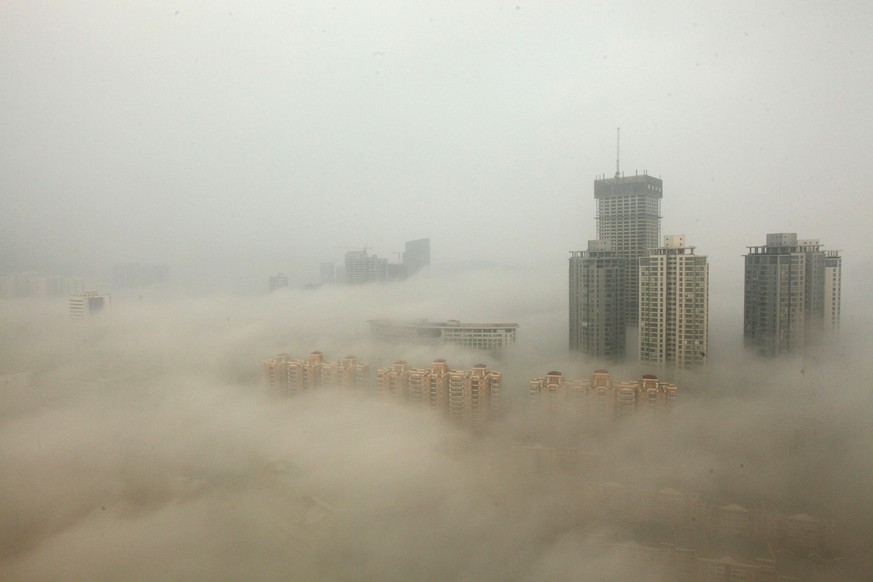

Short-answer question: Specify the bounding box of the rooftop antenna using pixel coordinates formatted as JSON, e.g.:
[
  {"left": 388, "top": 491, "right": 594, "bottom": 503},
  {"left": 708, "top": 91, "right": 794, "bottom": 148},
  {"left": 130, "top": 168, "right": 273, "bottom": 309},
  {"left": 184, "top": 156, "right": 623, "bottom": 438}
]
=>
[{"left": 615, "top": 127, "right": 621, "bottom": 179}]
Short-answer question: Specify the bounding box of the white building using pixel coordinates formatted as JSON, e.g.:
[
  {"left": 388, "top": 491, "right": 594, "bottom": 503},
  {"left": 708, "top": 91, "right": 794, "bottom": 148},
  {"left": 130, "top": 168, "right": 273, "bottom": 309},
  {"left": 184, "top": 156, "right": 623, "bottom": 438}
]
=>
[{"left": 638, "top": 235, "right": 709, "bottom": 368}]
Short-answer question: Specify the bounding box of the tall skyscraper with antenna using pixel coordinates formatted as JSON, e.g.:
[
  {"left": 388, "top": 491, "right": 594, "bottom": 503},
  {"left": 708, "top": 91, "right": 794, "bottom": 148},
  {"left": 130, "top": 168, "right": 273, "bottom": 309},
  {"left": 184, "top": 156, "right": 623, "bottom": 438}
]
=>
[
  {"left": 570, "top": 130, "right": 663, "bottom": 358},
  {"left": 593, "top": 130, "right": 662, "bottom": 324}
]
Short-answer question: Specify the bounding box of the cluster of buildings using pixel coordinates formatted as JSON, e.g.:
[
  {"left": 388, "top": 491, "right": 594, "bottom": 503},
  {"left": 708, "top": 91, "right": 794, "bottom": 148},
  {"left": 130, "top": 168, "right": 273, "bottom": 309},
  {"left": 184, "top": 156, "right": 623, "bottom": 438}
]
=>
[
  {"left": 0, "top": 271, "right": 83, "bottom": 298},
  {"left": 376, "top": 359, "right": 501, "bottom": 429},
  {"left": 529, "top": 369, "right": 678, "bottom": 422},
  {"left": 261, "top": 352, "right": 501, "bottom": 430},
  {"left": 570, "top": 160, "right": 842, "bottom": 366},
  {"left": 261, "top": 352, "right": 681, "bottom": 432},
  {"left": 368, "top": 319, "right": 518, "bottom": 352},
  {"left": 325, "top": 238, "right": 430, "bottom": 286},
  {"left": 260, "top": 352, "right": 369, "bottom": 395}
]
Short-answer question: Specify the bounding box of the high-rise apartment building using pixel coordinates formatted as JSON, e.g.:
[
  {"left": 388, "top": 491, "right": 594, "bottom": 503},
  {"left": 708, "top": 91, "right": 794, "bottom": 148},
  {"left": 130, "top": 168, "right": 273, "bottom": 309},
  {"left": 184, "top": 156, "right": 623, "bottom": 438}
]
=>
[
  {"left": 529, "top": 369, "right": 677, "bottom": 422},
  {"left": 743, "top": 233, "right": 841, "bottom": 356},
  {"left": 638, "top": 235, "right": 709, "bottom": 368},
  {"left": 594, "top": 172, "right": 663, "bottom": 323},
  {"left": 376, "top": 359, "right": 501, "bottom": 429},
  {"left": 403, "top": 238, "right": 430, "bottom": 277},
  {"left": 262, "top": 352, "right": 369, "bottom": 395},
  {"left": 569, "top": 240, "right": 627, "bottom": 357},
  {"left": 344, "top": 250, "right": 387, "bottom": 284}
]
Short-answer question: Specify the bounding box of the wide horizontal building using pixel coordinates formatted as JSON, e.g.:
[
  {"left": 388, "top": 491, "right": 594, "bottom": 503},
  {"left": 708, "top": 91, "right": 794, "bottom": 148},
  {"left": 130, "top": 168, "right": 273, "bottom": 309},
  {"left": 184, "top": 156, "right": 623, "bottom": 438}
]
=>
[{"left": 368, "top": 319, "right": 518, "bottom": 351}]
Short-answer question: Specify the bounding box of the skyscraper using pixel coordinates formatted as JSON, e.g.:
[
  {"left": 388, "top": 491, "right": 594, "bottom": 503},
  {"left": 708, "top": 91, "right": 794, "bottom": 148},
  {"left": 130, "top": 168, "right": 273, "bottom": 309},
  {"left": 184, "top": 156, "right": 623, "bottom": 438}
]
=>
[
  {"left": 403, "top": 238, "right": 430, "bottom": 277},
  {"left": 569, "top": 240, "right": 627, "bottom": 357},
  {"left": 639, "top": 235, "right": 709, "bottom": 368},
  {"left": 343, "top": 250, "right": 387, "bottom": 284},
  {"left": 594, "top": 172, "right": 663, "bottom": 323},
  {"left": 743, "top": 233, "right": 841, "bottom": 356}
]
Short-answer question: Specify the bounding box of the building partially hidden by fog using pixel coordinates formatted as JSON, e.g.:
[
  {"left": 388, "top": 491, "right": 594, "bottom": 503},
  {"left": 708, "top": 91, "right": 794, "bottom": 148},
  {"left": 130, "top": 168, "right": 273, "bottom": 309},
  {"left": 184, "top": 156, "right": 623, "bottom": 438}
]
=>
[
  {"left": 268, "top": 273, "right": 288, "bottom": 293},
  {"left": 377, "top": 359, "right": 501, "bottom": 429},
  {"left": 1, "top": 271, "right": 82, "bottom": 298},
  {"left": 368, "top": 319, "right": 518, "bottom": 351},
  {"left": 639, "top": 235, "right": 709, "bottom": 369},
  {"left": 744, "top": 233, "right": 841, "bottom": 356},
  {"left": 343, "top": 250, "right": 387, "bottom": 284},
  {"left": 402, "top": 238, "right": 430, "bottom": 277},
  {"left": 69, "top": 291, "right": 110, "bottom": 318},
  {"left": 594, "top": 171, "right": 663, "bottom": 324},
  {"left": 529, "top": 369, "right": 677, "bottom": 422},
  {"left": 262, "top": 352, "right": 369, "bottom": 395},
  {"left": 569, "top": 240, "right": 627, "bottom": 358}
]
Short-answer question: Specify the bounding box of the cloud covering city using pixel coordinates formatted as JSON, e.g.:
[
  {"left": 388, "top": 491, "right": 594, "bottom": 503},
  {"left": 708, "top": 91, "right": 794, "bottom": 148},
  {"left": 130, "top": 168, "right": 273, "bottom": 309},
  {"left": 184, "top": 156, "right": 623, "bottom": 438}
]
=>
[{"left": 2, "top": 1, "right": 873, "bottom": 580}]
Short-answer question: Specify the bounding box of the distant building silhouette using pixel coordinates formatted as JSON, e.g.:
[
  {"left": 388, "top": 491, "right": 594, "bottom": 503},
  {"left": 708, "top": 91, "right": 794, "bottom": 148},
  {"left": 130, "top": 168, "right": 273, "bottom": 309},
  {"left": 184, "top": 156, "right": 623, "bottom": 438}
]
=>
[
  {"left": 320, "top": 262, "right": 336, "bottom": 285},
  {"left": 69, "top": 291, "right": 110, "bottom": 318},
  {"left": 268, "top": 273, "right": 288, "bottom": 292},
  {"left": 403, "top": 238, "right": 430, "bottom": 277},
  {"left": 368, "top": 319, "right": 518, "bottom": 351},
  {"left": 639, "top": 235, "right": 709, "bottom": 368},
  {"left": 344, "top": 250, "right": 387, "bottom": 284},
  {"left": 0, "top": 272, "right": 82, "bottom": 298},
  {"left": 744, "top": 233, "right": 841, "bottom": 356}
]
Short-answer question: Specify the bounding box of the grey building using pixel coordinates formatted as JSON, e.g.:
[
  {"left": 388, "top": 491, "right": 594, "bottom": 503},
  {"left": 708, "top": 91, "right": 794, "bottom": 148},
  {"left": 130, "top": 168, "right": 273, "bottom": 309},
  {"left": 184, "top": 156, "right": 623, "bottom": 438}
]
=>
[
  {"left": 594, "top": 172, "right": 663, "bottom": 324},
  {"left": 344, "top": 250, "right": 387, "bottom": 284},
  {"left": 569, "top": 240, "right": 627, "bottom": 357},
  {"left": 639, "top": 235, "right": 709, "bottom": 369},
  {"left": 744, "top": 233, "right": 841, "bottom": 356},
  {"left": 403, "top": 238, "right": 430, "bottom": 277}
]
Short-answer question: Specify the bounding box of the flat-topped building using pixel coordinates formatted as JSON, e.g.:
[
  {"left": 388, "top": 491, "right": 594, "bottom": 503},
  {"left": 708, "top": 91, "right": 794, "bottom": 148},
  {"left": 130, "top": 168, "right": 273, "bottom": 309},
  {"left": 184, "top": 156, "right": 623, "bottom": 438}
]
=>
[
  {"left": 368, "top": 319, "right": 518, "bottom": 351},
  {"left": 594, "top": 172, "right": 663, "bottom": 324}
]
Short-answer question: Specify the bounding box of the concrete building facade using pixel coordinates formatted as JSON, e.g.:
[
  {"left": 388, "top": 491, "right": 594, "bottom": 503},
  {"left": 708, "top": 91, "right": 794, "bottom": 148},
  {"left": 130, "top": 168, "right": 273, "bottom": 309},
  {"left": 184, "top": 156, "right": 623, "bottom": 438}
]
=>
[
  {"left": 593, "top": 172, "right": 663, "bottom": 323},
  {"left": 638, "top": 235, "right": 709, "bottom": 368},
  {"left": 262, "top": 352, "right": 369, "bottom": 395},
  {"left": 344, "top": 250, "right": 387, "bottom": 284},
  {"left": 569, "top": 240, "right": 627, "bottom": 358},
  {"left": 743, "top": 233, "right": 841, "bottom": 356},
  {"left": 376, "top": 359, "right": 501, "bottom": 429}
]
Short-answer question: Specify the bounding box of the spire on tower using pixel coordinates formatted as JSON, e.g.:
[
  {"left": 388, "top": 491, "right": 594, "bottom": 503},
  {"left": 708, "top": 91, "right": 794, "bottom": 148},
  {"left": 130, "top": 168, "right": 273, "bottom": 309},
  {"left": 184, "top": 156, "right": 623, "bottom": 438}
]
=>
[{"left": 615, "top": 127, "right": 621, "bottom": 179}]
